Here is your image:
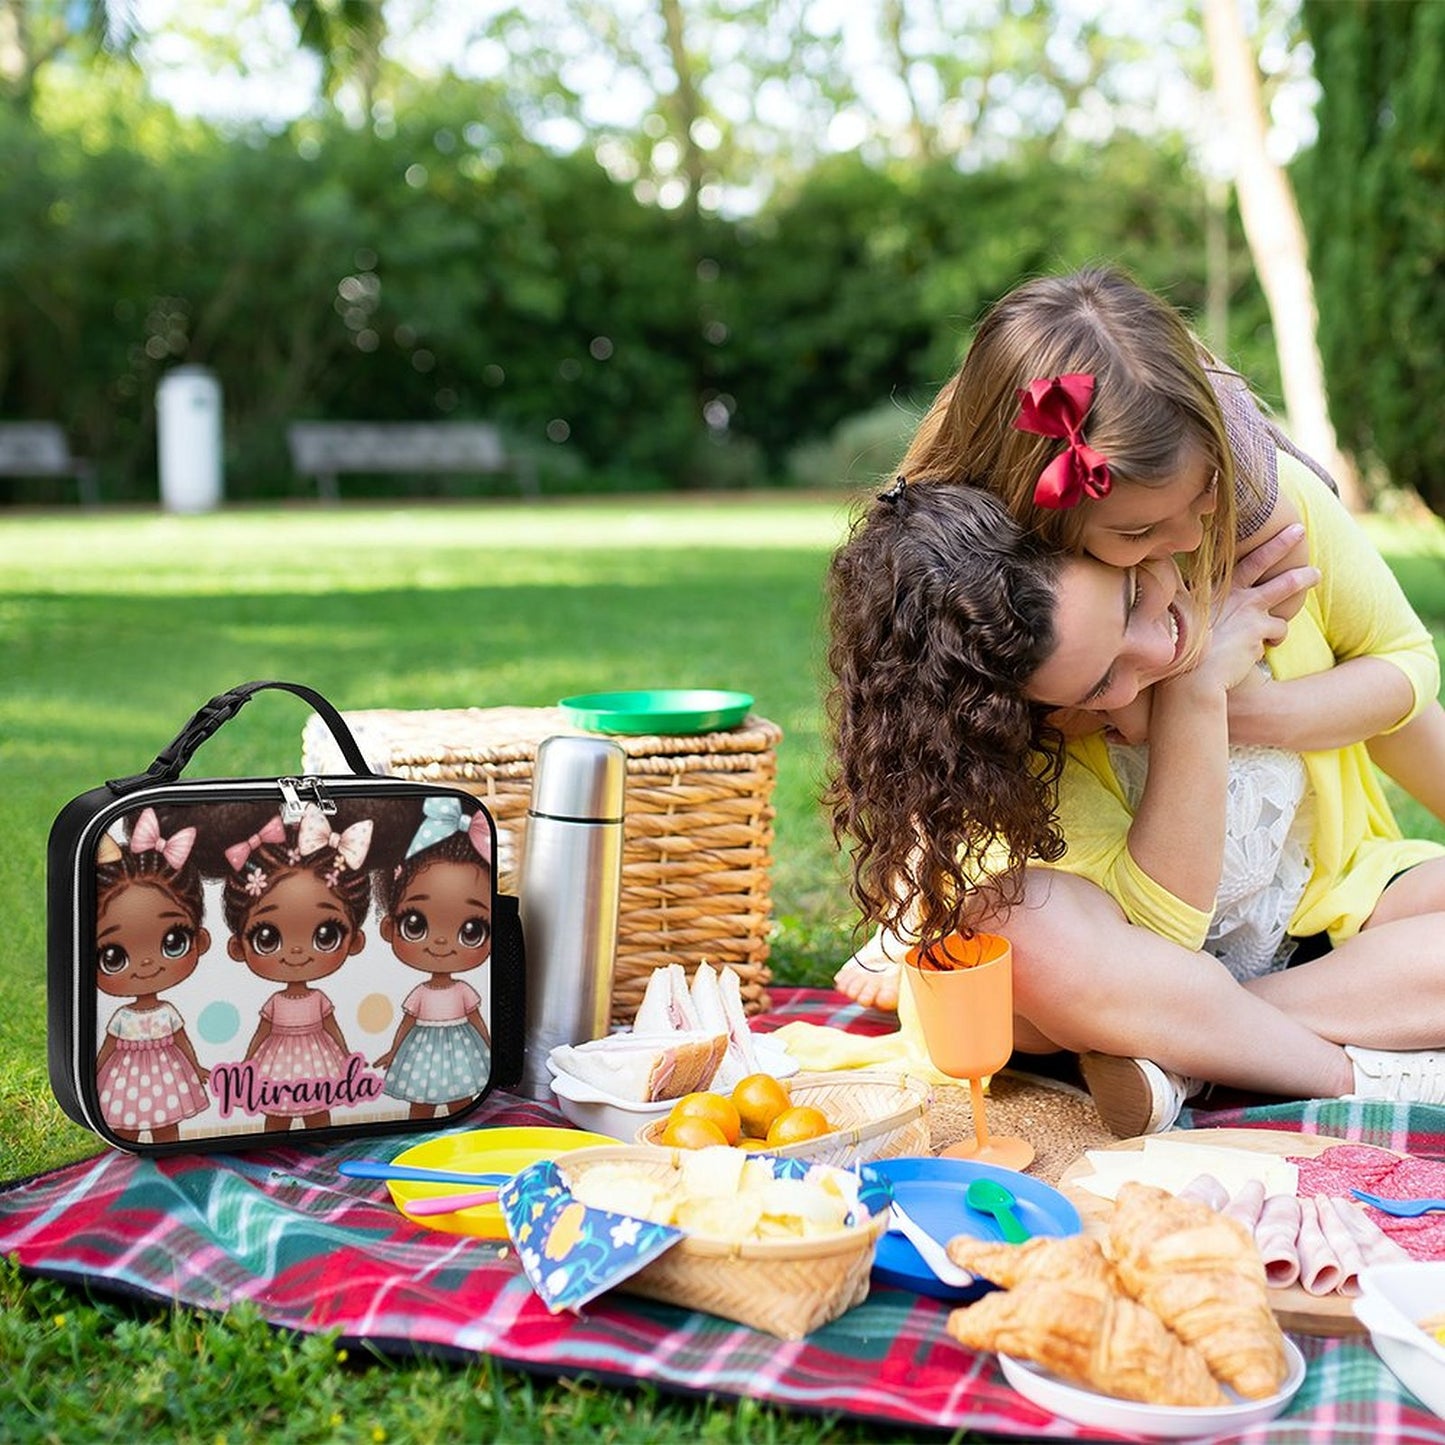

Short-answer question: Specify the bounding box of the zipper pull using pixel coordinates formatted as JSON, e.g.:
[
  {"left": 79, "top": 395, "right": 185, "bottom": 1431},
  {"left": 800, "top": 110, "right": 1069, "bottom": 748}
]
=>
[{"left": 278, "top": 775, "right": 335, "bottom": 822}]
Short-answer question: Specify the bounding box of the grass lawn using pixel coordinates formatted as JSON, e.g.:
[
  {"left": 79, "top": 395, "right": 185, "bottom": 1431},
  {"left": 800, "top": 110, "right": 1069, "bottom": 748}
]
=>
[{"left": 3, "top": 496, "right": 1445, "bottom": 1442}]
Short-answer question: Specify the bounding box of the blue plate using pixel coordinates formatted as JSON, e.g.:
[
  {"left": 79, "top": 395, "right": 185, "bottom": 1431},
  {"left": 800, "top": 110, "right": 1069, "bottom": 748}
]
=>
[{"left": 864, "top": 1156, "right": 1082, "bottom": 1303}]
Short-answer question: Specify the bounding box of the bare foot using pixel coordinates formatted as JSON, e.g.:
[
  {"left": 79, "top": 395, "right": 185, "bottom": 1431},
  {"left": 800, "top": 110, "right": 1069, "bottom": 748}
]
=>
[{"left": 833, "top": 931, "right": 902, "bottom": 1011}]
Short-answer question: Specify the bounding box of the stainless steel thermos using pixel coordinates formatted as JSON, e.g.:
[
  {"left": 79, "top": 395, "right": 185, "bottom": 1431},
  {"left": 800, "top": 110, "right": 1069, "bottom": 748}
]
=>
[{"left": 517, "top": 734, "right": 627, "bottom": 1099}]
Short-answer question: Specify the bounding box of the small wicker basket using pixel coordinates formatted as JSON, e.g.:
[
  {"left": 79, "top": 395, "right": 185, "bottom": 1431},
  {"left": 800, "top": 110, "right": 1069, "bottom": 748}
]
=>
[
  {"left": 301, "top": 704, "right": 781, "bottom": 1024},
  {"left": 558, "top": 1144, "right": 889, "bottom": 1339},
  {"left": 636, "top": 1070, "right": 933, "bottom": 1166}
]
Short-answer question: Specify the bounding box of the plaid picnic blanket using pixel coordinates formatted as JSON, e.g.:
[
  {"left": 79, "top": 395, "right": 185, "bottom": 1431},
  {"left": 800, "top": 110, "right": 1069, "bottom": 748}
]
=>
[{"left": 5, "top": 987, "right": 1445, "bottom": 1442}]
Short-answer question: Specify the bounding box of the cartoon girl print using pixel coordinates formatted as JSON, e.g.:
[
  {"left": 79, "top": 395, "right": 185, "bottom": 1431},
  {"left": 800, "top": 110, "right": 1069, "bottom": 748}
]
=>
[
  {"left": 94, "top": 809, "right": 211, "bottom": 1145},
  {"left": 221, "top": 805, "right": 374, "bottom": 1132},
  {"left": 374, "top": 798, "right": 494, "bottom": 1119}
]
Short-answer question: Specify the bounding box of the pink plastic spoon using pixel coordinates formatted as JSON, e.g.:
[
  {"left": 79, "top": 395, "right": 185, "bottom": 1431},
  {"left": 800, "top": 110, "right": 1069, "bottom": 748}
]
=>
[{"left": 402, "top": 1187, "right": 501, "bottom": 1217}]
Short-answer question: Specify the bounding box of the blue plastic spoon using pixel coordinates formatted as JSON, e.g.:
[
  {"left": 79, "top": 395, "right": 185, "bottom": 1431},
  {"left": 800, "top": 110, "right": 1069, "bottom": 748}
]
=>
[{"left": 340, "top": 1160, "right": 509, "bottom": 1187}]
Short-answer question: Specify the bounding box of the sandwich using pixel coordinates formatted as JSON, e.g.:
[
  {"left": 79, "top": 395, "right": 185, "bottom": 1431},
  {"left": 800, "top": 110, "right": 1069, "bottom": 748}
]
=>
[
  {"left": 635, "top": 962, "right": 760, "bottom": 1091},
  {"left": 549, "top": 1031, "right": 728, "bottom": 1103}
]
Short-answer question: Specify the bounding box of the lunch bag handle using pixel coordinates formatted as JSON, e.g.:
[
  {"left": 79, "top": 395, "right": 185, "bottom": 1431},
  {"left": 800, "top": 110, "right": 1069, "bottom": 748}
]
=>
[{"left": 106, "top": 679, "right": 375, "bottom": 794}]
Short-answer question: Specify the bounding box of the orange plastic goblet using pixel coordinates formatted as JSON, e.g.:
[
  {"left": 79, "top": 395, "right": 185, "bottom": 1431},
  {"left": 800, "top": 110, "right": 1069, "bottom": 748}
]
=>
[{"left": 903, "top": 932, "right": 1034, "bottom": 1171}]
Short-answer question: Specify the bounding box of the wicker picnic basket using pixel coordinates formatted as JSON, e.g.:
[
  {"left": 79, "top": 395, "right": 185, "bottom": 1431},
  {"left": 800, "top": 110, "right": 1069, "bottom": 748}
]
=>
[
  {"left": 557, "top": 1144, "right": 889, "bottom": 1339},
  {"left": 300, "top": 704, "right": 781, "bottom": 1023},
  {"left": 636, "top": 1071, "right": 933, "bottom": 1166}
]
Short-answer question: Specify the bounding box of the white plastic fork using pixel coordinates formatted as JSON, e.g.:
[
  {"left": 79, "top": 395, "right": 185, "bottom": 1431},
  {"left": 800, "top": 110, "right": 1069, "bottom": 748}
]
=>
[{"left": 887, "top": 1203, "right": 975, "bottom": 1288}]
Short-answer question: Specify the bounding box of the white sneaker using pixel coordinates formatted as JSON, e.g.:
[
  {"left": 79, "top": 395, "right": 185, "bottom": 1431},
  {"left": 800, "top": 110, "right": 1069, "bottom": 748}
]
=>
[
  {"left": 1345, "top": 1045, "right": 1445, "bottom": 1105},
  {"left": 1080, "top": 1053, "right": 1203, "bottom": 1138}
]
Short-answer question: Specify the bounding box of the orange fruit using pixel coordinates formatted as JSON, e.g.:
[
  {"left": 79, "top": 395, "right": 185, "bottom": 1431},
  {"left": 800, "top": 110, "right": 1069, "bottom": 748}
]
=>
[
  {"left": 667, "top": 1091, "right": 742, "bottom": 1146},
  {"left": 659, "top": 1115, "right": 729, "bottom": 1150},
  {"left": 765, "top": 1104, "right": 831, "bottom": 1146},
  {"left": 731, "top": 1073, "right": 791, "bottom": 1139}
]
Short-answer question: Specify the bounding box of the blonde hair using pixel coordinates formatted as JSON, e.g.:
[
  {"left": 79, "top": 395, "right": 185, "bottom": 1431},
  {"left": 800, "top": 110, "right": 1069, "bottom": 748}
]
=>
[{"left": 899, "top": 267, "right": 1238, "bottom": 607}]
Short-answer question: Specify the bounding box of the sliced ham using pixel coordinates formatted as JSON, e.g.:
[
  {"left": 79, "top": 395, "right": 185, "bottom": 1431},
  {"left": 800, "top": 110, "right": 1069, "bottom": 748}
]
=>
[
  {"left": 1296, "top": 1195, "right": 1345, "bottom": 1296},
  {"left": 1178, "top": 1172, "right": 1231, "bottom": 1212},
  {"left": 1255, "top": 1194, "right": 1303, "bottom": 1289},
  {"left": 1311, "top": 1195, "right": 1366, "bottom": 1296},
  {"left": 1336, "top": 1196, "right": 1411, "bottom": 1269},
  {"left": 1221, "top": 1177, "right": 1267, "bottom": 1234}
]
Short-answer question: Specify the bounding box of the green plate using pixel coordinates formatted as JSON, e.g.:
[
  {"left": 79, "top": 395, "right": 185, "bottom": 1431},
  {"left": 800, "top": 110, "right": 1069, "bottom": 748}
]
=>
[{"left": 558, "top": 688, "right": 754, "bottom": 735}]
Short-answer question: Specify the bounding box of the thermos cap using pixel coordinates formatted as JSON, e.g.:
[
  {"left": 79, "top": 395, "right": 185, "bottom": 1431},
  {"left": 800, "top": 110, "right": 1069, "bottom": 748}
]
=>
[{"left": 530, "top": 734, "right": 627, "bottom": 821}]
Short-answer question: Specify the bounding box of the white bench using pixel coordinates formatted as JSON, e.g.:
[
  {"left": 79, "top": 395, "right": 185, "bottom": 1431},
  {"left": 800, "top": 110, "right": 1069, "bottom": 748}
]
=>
[
  {"left": 0, "top": 423, "right": 98, "bottom": 505},
  {"left": 287, "top": 421, "right": 538, "bottom": 502}
]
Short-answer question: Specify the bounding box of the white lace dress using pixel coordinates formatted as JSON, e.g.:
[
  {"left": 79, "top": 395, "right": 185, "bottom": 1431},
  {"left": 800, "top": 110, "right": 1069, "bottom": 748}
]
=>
[{"left": 1106, "top": 741, "right": 1315, "bottom": 982}]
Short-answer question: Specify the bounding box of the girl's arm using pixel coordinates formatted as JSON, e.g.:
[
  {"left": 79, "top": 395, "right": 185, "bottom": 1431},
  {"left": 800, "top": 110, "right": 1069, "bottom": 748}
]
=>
[
  {"left": 1122, "top": 541, "right": 1317, "bottom": 910},
  {"left": 174, "top": 1027, "right": 209, "bottom": 1085},
  {"left": 242, "top": 1019, "right": 270, "bottom": 1060},
  {"left": 374, "top": 1015, "right": 414, "bottom": 1069},
  {"left": 1364, "top": 703, "right": 1445, "bottom": 824},
  {"left": 1227, "top": 461, "right": 1438, "bottom": 752},
  {"left": 467, "top": 1007, "right": 492, "bottom": 1049},
  {"left": 323, "top": 1012, "right": 350, "bottom": 1055}
]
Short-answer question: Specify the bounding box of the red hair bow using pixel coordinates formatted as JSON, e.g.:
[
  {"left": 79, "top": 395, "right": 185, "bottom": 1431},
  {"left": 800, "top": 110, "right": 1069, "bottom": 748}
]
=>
[{"left": 1013, "top": 372, "right": 1112, "bottom": 509}]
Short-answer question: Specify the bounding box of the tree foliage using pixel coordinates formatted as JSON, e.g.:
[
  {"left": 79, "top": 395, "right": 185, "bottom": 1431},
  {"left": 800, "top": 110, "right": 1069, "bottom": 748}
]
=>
[{"left": 1298, "top": 0, "right": 1445, "bottom": 506}]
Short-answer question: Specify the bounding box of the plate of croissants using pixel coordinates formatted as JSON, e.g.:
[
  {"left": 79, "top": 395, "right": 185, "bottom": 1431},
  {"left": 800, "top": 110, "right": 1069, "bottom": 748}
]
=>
[{"left": 945, "top": 1180, "right": 1307, "bottom": 1435}]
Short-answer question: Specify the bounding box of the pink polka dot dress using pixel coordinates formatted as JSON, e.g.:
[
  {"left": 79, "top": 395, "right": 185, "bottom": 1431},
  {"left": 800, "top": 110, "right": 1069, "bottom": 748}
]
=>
[{"left": 98, "top": 1002, "right": 207, "bottom": 1132}]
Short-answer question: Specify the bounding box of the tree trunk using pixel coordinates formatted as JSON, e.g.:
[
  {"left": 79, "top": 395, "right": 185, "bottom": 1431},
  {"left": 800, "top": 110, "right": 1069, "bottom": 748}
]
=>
[
  {"left": 1201, "top": 0, "right": 1363, "bottom": 509},
  {"left": 658, "top": 0, "right": 705, "bottom": 224}
]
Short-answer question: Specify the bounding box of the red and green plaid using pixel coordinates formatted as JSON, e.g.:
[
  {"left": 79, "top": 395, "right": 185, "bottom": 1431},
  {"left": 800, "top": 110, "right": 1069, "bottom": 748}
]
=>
[{"left": 5, "top": 988, "right": 1443, "bottom": 1441}]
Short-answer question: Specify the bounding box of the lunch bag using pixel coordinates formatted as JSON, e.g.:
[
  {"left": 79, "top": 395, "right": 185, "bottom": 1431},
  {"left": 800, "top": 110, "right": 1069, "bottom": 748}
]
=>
[{"left": 47, "top": 680, "right": 525, "bottom": 1155}]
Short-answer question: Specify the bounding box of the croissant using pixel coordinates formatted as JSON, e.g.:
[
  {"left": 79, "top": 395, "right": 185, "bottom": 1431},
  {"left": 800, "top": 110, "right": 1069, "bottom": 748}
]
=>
[
  {"left": 945, "top": 1232, "right": 1112, "bottom": 1288},
  {"left": 1108, "top": 1181, "right": 1288, "bottom": 1399},
  {"left": 946, "top": 1275, "right": 1226, "bottom": 1408}
]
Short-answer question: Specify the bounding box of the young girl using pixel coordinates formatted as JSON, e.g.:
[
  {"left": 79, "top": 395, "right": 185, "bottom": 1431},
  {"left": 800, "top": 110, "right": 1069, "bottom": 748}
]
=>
[
  {"left": 373, "top": 798, "right": 494, "bottom": 1119},
  {"left": 833, "top": 265, "right": 1445, "bottom": 1010},
  {"left": 222, "top": 804, "right": 374, "bottom": 1132},
  {"left": 809, "top": 476, "right": 1445, "bottom": 1136},
  {"left": 94, "top": 809, "right": 211, "bottom": 1144}
]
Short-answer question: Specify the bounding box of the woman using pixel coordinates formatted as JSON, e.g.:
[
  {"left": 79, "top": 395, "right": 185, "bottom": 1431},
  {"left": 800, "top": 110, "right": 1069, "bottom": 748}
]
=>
[{"left": 812, "top": 469, "right": 1445, "bottom": 1133}]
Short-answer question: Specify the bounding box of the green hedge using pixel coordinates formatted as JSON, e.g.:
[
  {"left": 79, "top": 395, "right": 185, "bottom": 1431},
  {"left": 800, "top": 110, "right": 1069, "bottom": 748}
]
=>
[{"left": 0, "top": 75, "right": 1270, "bottom": 502}]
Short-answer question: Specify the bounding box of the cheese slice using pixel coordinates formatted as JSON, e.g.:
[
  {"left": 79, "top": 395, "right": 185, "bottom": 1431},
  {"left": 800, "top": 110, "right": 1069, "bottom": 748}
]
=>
[{"left": 1076, "top": 1135, "right": 1299, "bottom": 1202}]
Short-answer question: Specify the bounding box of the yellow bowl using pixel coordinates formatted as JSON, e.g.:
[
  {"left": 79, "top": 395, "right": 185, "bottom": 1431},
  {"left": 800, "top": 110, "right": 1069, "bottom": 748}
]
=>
[{"left": 387, "top": 1126, "right": 616, "bottom": 1238}]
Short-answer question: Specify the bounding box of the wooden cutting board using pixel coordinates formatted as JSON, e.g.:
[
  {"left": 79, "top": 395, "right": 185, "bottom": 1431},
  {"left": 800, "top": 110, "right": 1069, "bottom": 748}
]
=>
[{"left": 1057, "top": 1127, "right": 1375, "bottom": 1338}]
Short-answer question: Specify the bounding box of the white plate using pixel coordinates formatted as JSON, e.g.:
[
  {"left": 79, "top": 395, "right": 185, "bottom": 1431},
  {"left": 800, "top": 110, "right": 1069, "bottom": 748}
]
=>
[
  {"left": 998, "top": 1337, "right": 1306, "bottom": 1439},
  {"left": 1355, "top": 1262, "right": 1445, "bottom": 1417},
  {"left": 545, "top": 1033, "right": 798, "bottom": 1088},
  {"left": 547, "top": 1038, "right": 800, "bottom": 1142}
]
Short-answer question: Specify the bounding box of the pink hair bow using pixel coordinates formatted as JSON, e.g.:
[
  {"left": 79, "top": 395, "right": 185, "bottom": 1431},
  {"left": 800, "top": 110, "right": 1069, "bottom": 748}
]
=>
[
  {"left": 224, "top": 814, "right": 287, "bottom": 872},
  {"left": 130, "top": 807, "right": 198, "bottom": 869},
  {"left": 1013, "top": 372, "right": 1112, "bottom": 509},
  {"left": 296, "top": 804, "right": 373, "bottom": 871}
]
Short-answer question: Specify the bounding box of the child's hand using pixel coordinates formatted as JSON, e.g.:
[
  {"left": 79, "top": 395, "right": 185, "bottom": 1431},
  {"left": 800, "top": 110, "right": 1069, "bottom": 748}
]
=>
[
  {"left": 1193, "top": 523, "right": 1317, "bottom": 693},
  {"left": 1236, "top": 490, "right": 1310, "bottom": 621}
]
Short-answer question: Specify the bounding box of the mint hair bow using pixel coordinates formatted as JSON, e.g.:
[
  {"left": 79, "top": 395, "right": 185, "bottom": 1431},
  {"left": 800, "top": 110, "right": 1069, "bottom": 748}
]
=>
[{"left": 405, "top": 796, "right": 491, "bottom": 863}]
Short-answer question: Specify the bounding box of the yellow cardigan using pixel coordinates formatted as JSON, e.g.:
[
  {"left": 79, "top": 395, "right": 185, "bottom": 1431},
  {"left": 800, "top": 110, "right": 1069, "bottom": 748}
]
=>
[{"left": 1042, "top": 459, "right": 1444, "bottom": 949}]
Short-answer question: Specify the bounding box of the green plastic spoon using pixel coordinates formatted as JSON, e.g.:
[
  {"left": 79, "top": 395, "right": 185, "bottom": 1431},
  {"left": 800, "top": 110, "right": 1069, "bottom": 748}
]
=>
[{"left": 965, "top": 1177, "right": 1032, "bottom": 1244}]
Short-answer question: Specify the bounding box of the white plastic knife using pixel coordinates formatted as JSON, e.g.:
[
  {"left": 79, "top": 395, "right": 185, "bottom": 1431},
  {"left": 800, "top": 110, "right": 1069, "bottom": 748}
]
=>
[{"left": 887, "top": 1202, "right": 975, "bottom": 1288}]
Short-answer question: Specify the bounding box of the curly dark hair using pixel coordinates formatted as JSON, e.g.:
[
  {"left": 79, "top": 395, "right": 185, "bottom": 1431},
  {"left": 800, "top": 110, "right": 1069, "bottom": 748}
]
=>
[{"left": 825, "top": 482, "right": 1068, "bottom": 951}]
